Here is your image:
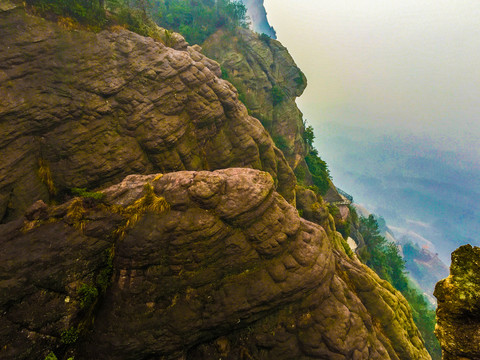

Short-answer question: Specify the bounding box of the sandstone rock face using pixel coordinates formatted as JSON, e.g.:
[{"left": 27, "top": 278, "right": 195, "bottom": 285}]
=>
[
  {"left": 1, "top": 169, "right": 430, "bottom": 360},
  {"left": 434, "top": 245, "right": 480, "bottom": 360},
  {"left": 202, "top": 28, "right": 308, "bottom": 170},
  {"left": 0, "top": 4, "right": 295, "bottom": 222}
]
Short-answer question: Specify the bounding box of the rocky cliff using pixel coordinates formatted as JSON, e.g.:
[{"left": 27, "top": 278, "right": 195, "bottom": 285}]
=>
[
  {"left": 0, "top": 2, "right": 295, "bottom": 223},
  {"left": 435, "top": 245, "right": 480, "bottom": 360},
  {"left": 2, "top": 169, "right": 430, "bottom": 360},
  {"left": 0, "top": 3, "right": 432, "bottom": 360},
  {"left": 202, "top": 28, "right": 307, "bottom": 171},
  {"left": 201, "top": 27, "right": 339, "bottom": 201}
]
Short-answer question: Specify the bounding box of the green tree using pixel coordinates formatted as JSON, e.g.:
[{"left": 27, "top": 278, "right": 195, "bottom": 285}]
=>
[{"left": 303, "top": 122, "right": 315, "bottom": 147}]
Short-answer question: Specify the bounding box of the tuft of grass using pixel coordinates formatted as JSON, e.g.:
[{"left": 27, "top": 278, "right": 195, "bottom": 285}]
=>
[
  {"left": 60, "top": 327, "right": 80, "bottom": 344},
  {"left": 115, "top": 183, "right": 169, "bottom": 239},
  {"left": 57, "top": 16, "right": 79, "bottom": 30},
  {"left": 71, "top": 188, "right": 105, "bottom": 201},
  {"left": 67, "top": 197, "right": 86, "bottom": 231},
  {"left": 44, "top": 352, "right": 58, "bottom": 360},
  {"left": 38, "top": 158, "right": 56, "bottom": 196},
  {"left": 77, "top": 283, "right": 98, "bottom": 309},
  {"left": 271, "top": 85, "right": 285, "bottom": 105},
  {"left": 164, "top": 29, "right": 175, "bottom": 47}
]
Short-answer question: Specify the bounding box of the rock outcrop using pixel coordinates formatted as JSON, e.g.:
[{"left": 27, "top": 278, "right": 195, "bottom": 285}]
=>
[
  {"left": 1, "top": 169, "right": 430, "bottom": 360},
  {"left": 202, "top": 27, "right": 341, "bottom": 200},
  {"left": 434, "top": 244, "right": 480, "bottom": 360},
  {"left": 202, "top": 28, "right": 307, "bottom": 171},
  {"left": 0, "top": 2, "right": 295, "bottom": 222}
]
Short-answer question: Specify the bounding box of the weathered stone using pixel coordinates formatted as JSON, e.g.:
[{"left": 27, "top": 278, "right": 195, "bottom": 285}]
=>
[
  {"left": 0, "top": 6, "right": 295, "bottom": 222},
  {"left": 203, "top": 28, "right": 307, "bottom": 171},
  {"left": 434, "top": 245, "right": 480, "bottom": 360},
  {"left": 1, "top": 170, "right": 430, "bottom": 360}
]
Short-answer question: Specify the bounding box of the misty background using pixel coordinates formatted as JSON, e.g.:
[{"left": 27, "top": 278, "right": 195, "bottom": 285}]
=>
[{"left": 263, "top": 0, "right": 480, "bottom": 263}]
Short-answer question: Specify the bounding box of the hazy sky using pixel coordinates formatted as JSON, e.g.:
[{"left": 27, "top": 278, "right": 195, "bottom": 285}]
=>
[
  {"left": 264, "top": 0, "right": 480, "bottom": 161},
  {"left": 263, "top": 0, "right": 480, "bottom": 263}
]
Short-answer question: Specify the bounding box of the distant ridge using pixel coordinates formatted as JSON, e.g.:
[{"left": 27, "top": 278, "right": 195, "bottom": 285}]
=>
[{"left": 241, "top": 0, "right": 277, "bottom": 38}]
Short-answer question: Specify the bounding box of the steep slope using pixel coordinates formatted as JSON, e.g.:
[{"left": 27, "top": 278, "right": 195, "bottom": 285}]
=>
[
  {"left": 202, "top": 28, "right": 307, "bottom": 171},
  {"left": 435, "top": 245, "right": 480, "bottom": 360},
  {"left": 2, "top": 169, "right": 430, "bottom": 360},
  {"left": 0, "top": 2, "right": 295, "bottom": 222}
]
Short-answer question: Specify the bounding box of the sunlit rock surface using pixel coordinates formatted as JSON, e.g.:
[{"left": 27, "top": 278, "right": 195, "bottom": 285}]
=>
[
  {"left": 1, "top": 169, "right": 430, "bottom": 359},
  {"left": 435, "top": 245, "right": 480, "bottom": 360}
]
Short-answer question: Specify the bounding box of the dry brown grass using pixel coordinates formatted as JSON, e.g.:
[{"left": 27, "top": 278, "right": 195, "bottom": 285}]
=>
[
  {"left": 38, "top": 159, "right": 57, "bottom": 196},
  {"left": 115, "top": 183, "right": 169, "bottom": 239}
]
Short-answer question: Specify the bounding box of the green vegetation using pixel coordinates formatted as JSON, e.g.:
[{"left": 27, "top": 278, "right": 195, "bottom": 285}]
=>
[
  {"left": 298, "top": 121, "right": 331, "bottom": 195},
  {"left": 26, "top": 0, "right": 248, "bottom": 44},
  {"left": 44, "top": 350, "right": 75, "bottom": 360},
  {"left": 61, "top": 327, "right": 80, "bottom": 344},
  {"left": 294, "top": 74, "right": 305, "bottom": 87},
  {"left": 97, "top": 248, "right": 114, "bottom": 292},
  {"left": 44, "top": 352, "right": 58, "bottom": 360},
  {"left": 71, "top": 187, "right": 105, "bottom": 201},
  {"left": 294, "top": 165, "right": 306, "bottom": 182},
  {"left": 220, "top": 66, "right": 230, "bottom": 81},
  {"left": 152, "top": 0, "right": 249, "bottom": 44},
  {"left": 26, "top": 0, "right": 107, "bottom": 27},
  {"left": 305, "top": 148, "right": 330, "bottom": 195},
  {"left": 303, "top": 123, "right": 315, "bottom": 147},
  {"left": 271, "top": 85, "right": 285, "bottom": 105},
  {"left": 259, "top": 32, "right": 271, "bottom": 43},
  {"left": 328, "top": 203, "right": 350, "bottom": 238},
  {"left": 357, "top": 215, "right": 441, "bottom": 359},
  {"left": 78, "top": 283, "right": 99, "bottom": 309},
  {"left": 272, "top": 135, "right": 289, "bottom": 153}
]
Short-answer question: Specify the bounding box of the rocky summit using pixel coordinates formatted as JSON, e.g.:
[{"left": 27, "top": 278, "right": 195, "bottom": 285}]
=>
[{"left": 0, "top": 2, "right": 432, "bottom": 360}]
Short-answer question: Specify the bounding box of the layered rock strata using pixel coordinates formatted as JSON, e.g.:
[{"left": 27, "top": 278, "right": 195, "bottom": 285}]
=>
[
  {"left": 0, "top": 3, "right": 295, "bottom": 222},
  {"left": 202, "top": 28, "right": 307, "bottom": 170},
  {"left": 1, "top": 169, "right": 430, "bottom": 360}
]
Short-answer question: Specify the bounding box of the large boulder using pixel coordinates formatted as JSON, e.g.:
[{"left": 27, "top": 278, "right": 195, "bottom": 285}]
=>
[{"left": 1, "top": 169, "right": 430, "bottom": 360}]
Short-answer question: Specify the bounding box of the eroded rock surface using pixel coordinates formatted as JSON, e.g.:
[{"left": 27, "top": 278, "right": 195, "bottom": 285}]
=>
[
  {"left": 1, "top": 169, "right": 430, "bottom": 360},
  {"left": 202, "top": 28, "right": 307, "bottom": 170},
  {"left": 0, "top": 4, "right": 295, "bottom": 222},
  {"left": 435, "top": 245, "right": 480, "bottom": 360}
]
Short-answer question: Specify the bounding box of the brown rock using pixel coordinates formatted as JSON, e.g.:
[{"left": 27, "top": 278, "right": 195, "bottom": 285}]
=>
[
  {"left": 0, "top": 6, "right": 295, "bottom": 222},
  {"left": 0, "top": 170, "right": 431, "bottom": 360},
  {"left": 434, "top": 245, "right": 480, "bottom": 360}
]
